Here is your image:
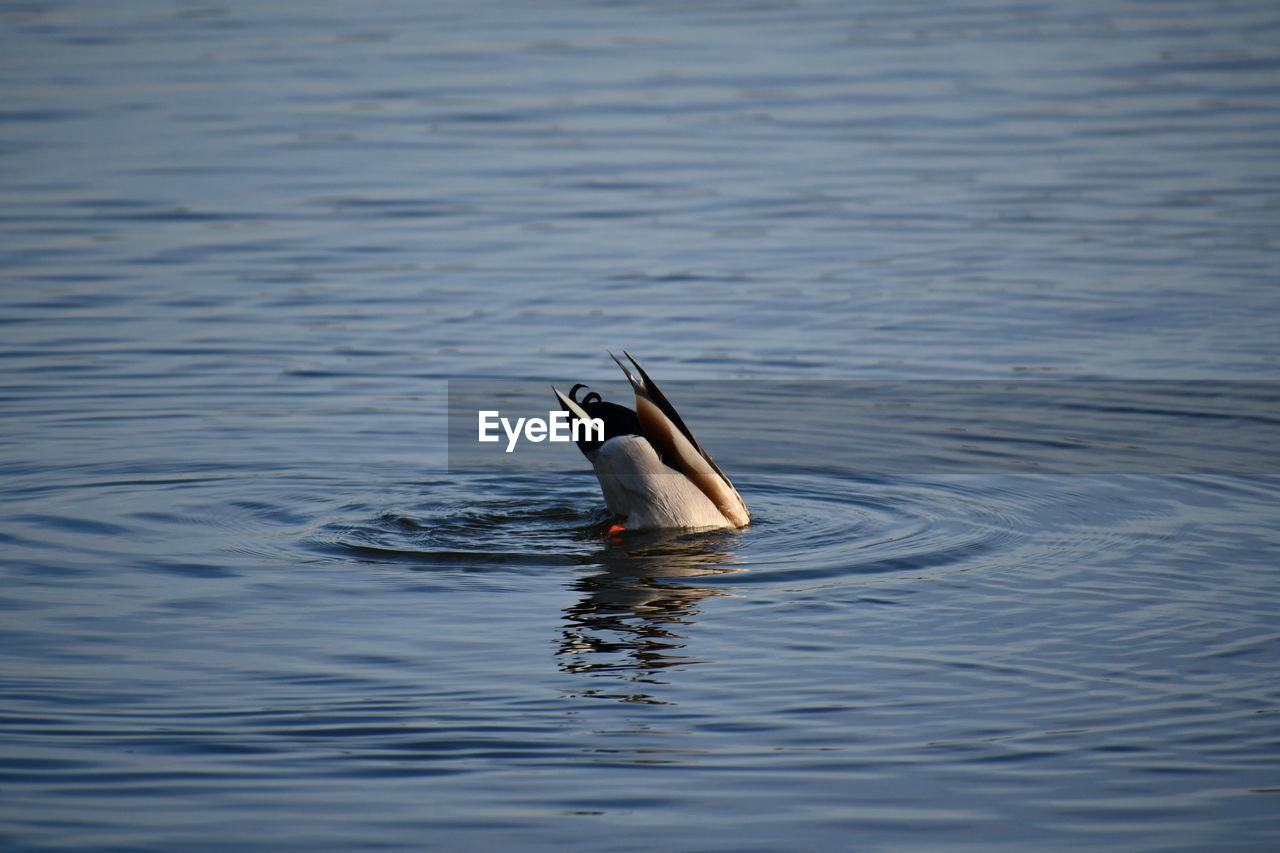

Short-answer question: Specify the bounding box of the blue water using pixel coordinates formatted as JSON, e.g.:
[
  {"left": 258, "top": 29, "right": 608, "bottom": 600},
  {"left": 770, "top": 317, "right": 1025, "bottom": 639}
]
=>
[{"left": 3, "top": 1, "right": 1279, "bottom": 850}]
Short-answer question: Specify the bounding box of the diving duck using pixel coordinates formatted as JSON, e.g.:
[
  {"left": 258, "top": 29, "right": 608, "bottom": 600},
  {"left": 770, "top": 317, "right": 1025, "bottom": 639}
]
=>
[{"left": 553, "top": 353, "right": 749, "bottom": 532}]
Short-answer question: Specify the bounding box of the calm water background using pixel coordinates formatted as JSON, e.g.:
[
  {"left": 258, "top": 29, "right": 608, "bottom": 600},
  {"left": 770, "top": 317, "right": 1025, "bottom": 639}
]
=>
[{"left": 3, "top": 0, "right": 1279, "bottom": 850}]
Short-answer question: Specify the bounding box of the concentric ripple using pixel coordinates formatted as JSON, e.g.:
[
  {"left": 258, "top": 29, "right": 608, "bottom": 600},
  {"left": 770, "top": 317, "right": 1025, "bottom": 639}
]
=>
[{"left": 305, "top": 470, "right": 1105, "bottom": 593}]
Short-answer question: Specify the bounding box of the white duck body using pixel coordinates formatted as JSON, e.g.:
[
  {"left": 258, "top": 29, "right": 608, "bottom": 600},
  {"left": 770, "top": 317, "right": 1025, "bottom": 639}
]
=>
[
  {"left": 554, "top": 352, "right": 750, "bottom": 532},
  {"left": 588, "top": 434, "right": 732, "bottom": 531}
]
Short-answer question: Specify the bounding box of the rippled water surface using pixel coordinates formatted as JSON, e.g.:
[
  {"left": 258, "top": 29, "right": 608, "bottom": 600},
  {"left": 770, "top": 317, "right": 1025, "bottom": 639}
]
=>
[{"left": 3, "top": 1, "right": 1279, "bottom": 850}]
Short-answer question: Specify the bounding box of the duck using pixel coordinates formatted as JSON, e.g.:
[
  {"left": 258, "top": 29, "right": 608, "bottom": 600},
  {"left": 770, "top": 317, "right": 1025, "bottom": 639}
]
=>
[{"left": 553, "top": 352, "right": 749, "bottom": 532}]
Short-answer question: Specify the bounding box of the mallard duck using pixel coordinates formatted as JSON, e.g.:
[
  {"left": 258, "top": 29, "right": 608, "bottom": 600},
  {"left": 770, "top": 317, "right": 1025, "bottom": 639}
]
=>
[{"left": 553, "top": 353, "right": 749, "bottom": 532}]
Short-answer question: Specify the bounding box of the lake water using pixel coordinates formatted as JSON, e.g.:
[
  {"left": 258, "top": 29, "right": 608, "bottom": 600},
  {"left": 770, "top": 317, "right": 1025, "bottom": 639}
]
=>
[{"left": 3, "top": 0, "right": 1279, "bottom": 850}]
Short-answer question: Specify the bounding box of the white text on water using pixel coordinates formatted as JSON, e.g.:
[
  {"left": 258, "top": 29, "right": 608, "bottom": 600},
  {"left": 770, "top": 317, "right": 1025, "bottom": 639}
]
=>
[{"left": 477, "top": 410, "right": 604, "bottom": 452}]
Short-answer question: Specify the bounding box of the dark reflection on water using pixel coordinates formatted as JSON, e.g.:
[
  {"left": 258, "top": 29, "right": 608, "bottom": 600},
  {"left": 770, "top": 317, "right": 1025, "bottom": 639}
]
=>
[{"left": 560, "top": 530, "right": 740, "bottom": 693}]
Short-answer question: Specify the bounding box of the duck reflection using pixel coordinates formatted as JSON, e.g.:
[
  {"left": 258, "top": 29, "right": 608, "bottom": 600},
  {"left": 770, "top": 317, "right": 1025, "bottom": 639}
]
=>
[{"left": 559, "top": 528, "right": 741, "bottom": 697}]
